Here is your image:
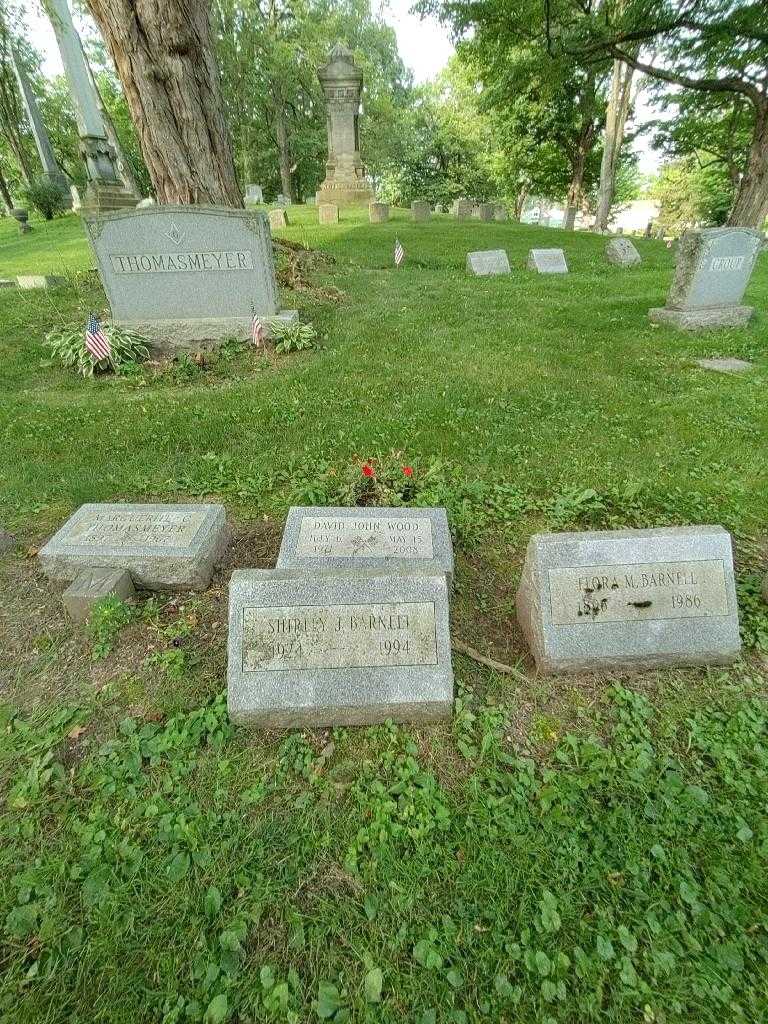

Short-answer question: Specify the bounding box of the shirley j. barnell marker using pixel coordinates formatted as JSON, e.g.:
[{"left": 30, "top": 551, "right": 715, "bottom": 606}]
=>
[
  {"left": 228, "top": 567, "right": 453, "bottom": 727},
  {"left": 316, "top": 44, "right": 374, "bottom": 207},
  {"left": 83, "top": 206, "right": 297, "bottom": 351},
  {"left": 649, "top": 227, "right": 762, "bottom": 329}
]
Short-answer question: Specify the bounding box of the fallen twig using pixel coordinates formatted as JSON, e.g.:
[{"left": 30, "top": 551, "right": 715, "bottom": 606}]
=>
[{"left": 451, "top": 638, "right": 530, "bottom": 683}]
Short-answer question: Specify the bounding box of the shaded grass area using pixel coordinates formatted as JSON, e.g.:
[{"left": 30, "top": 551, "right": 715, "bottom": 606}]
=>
[{"left": 1, "top": 207, "right": 767, "bottom": 1023}]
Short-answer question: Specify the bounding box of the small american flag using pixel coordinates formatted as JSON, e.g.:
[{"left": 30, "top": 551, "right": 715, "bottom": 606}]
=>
[
  {"left": 251, "top": 310, "right": 265, "bottom": 347},
  {"left": 85, "top": 312, "right": 111, "bottom": 362},
  {"left": 394, "top": 237, "right": 405, "bottom": 267}
]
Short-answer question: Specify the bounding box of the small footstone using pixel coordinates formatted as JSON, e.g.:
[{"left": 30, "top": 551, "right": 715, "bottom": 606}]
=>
[
  {"left": 527, "top": 249, "right": 568, "bottom": 274},
  {"left": 696, "top": 358, "right": 753, "bottom": 373},
  {"left": 16, "top": 275, "right": 66, "bottom": 289},
  {"left": 228, "top": 567, "right": 453, "bottom": 727},
  {"left": 516, "top": 525, "right": 740, "bottom": 674},
  {"left": 62, "top": 568, "right": 136, "bottom": 623},
  {"left": 39, "top": 503, "right": 227, "bottom": 591},
  {"left": 268, "top": 209, "right": 288, "bottom": 230},
  {"left": 466, "top": 249, "right": 511, "bottom": 276},
  {"left": 277, "top": 506, "right": 454, "bottom": 583}
]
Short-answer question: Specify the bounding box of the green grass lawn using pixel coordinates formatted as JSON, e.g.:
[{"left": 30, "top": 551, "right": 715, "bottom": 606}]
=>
[{"left": 1, "top": 207, "right": 767, "bottom": 1023}]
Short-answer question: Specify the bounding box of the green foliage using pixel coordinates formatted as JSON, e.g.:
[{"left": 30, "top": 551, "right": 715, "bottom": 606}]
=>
[
  {"left": 650, "top": 157, "right": 735, "bottom": 232},
  {"left": 88, "top": 596, "right": 136, "bottom": 660},
  {"left": 21, "top": 177, "right": 69, "bottom": 220},
  {"left": 269, "top": 318, "right": 318, "bottom": 354},
  {"left": 45, "top": 321, "right": 149, "bottom": 377},
  {"left": 736, "top": 575, "right": 768, "bottom": 652}
]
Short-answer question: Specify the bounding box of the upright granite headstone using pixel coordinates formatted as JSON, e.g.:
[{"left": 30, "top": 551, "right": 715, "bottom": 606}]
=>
[
  {"left": 606, "top": 237, "right": 641, "bottom": 267},
  {"left": 527, "top": 248, "right": 568, "bottom": 274},
  {"left": 493, "top": 205, "right": 508, "bottom": 222},
  {"left": 228, "top": 567, "right": 453, "bottom": 727},
  {"left": 83, "top": 206, "right": 296, "bottom": 351},
  {"left": 455, "top": 200, "right": 472, "bottom": 221},
  {"left": 369, "top": 202, "right": 389, "bottom": 223},
  {"left": 39, "top": 503, "right": 227, "bottom": 591},
  {"left": 244, "top": 184, "right": 264, "bottom": 204},
  {"left": 276, "top": 506, "right": 454, "bottom": 583},
  {"left": 276, "top": 194, "right": 291, "bottom": 207},
  {"left": 649, "top": 228, "right": 762, "bottom": 329},
  {"left": 268, "top": 208, "right": 288, "bottom": 230},
  {"left": 516, "top": 526, "right": 740, "bottom": 674},
  {"left": 411, "top": 201, "right": 431, "bottom": 223},
  {"left": 466, "top": 249, "right": 511, "bottom": 276},
  {"left": 318, "top": 203, "right": 339, "bottom": 224},
  {"left": 478, "top": 203, "right": 494, "bottom": 222}
]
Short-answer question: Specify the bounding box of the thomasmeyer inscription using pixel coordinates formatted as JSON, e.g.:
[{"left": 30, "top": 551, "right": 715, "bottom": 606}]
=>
[
  {"left": 548, "top": 559, "right": 729, "bottom": 625},
  {"left": 296, "top": 515, "right": 434, "bottom": 559},
  {"left": 109, "top": 251, "right": 255, "bottom": 274},
  {"left": 242, "top": 601, "right": 438, "bottom": 671},
  {"left": 67, "top": 508, "right": 208, "bottom": 548}
]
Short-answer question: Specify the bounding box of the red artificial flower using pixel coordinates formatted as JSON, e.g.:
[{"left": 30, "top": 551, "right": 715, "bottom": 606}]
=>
[
  {"left": 362, "top": 464, "right": 375, "bottom": 478},
  {"left": 402, "top": 466, "right": 414, "bottom": 477}
]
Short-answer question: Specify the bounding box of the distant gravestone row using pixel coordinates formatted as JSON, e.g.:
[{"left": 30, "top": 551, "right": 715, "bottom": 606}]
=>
[
  {"left": 36, "top": 497, "right": 744, "bottom": 726},
  {"left": 467, "top": 248, "right": 567, "bottom": 276}
]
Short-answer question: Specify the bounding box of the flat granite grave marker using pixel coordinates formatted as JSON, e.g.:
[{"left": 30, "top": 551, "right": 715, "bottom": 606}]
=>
[
  {"left": 527, "top": 249, "right": 568, "bottom": 274},
  {"left": 228, "top": 567, "right": 453, "bottom": 727},
  {"left": 16, "top": 275, "right": 66, "bottom": 288},
  {"left": 517, "top": 526, "right": 740, "bottom": 674},
  {"left": 649, "top": 227, "right": 762, "bottom": 329},
  {"left": 466, "top": 249, "right": 511, "bottom": 277},
  {"left": 276, "top": 506, "right": 454, "bottom": 582},
  {"left": 606, "top": 237, "right": 641, "bottom": 267},
  {"left": 39, "top": 503, "right": 227, "bottom": 591},
  {"left": 82, "top": 206, "right": 296, "bottom": 352}
]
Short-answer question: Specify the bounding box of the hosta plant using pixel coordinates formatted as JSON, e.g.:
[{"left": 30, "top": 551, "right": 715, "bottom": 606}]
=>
[
  {"left": 45, "top": 322, "right": 150, "bottom": 377},
  {"left": 268, "top": 318, "right": 318, "bottom": 353}
]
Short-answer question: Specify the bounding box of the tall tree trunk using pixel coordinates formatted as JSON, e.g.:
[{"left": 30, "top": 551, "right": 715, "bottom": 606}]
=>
[
  {"left": 514, "top": 186, "right": 528, "bottom": 221},
  {"left": 85, "top": 0, "right": 241, "bottom": 205},
  {"left": 274, "top": 95, "right": 292, "bottom": 200},
  {"left": 0, "top": 160, "right": 13, "bottom": 210},
  {"left": 564, "top": 140, "right": 591, "bottom": 230},
  {"left": 727, "top": 102, "right": 768, "bottom": 227},
  {"left": 594, "top": 58, "right": 635, "bottom": 232}
]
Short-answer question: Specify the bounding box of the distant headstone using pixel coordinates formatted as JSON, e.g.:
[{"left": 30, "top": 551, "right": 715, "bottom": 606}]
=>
[
  {"left": 305, "top": 196, "right": 316, "bottom": 206},
  {"left": 369, "top": 202, "right": 389, "bottom": 223},
  {"left": 606, "top": 237, "right": 641, "bottom": 268},
  {"left": 62, "top": 568, "right": 135, "bottom": 623},
  {"left": 696, "top": 357, "right": 753, "bottom": 373},
  {"left": 228, "top": 567, "right": 453, "bottom": 727},
  {"left": 466, "top": 249, "right": 511, "bottom": 277},
  {"left": 649, "top": 227, "right": 762, "bottom": 329},
  {"left": 455, "top": 200, "right": 472, "bottom": 221},
  {"left": 411, "top": 201, "right": 431, "bottom": 223},
  {"left": 70, "top": 184, "right": 82, "bottom": 211},
  {"left": 244, "top": 184, "right": 264, "bottom": 204},
  {"left": 493, "top": 205, "right": 508, "bottom": 222},
  {"left": 276, "top": 194, "right": 291, "bottom": 207},
  {"left": 517, "top": 526, "right": 740, "bottom": 674},
  {"left": 276, "top": 507, "right": 454, "bottom": 583},
  {"left": 527, "top": 248, "right": 568, "bottom": 274},
  {"left": 135, "top": 197, "right": 155, "bottom": 208},
  {"left": 82, "top": 206, "right": 296, "bottom": 352},
  {"left": 16, "top": 275, "right": 66, "bottom": 289},
  {"left": 39, "top": 503, "right": 227, "bottom": 591},
  {"left": 478, "top": 203, "right": 494, "bottom": 222},
  {"left": 434, "top": 203, "right": 444, "bottom": 214},
  {"left": 318, "top": 203, "right": 339, "bottom": 224},
  {"left": 269, "top": 208, "right": 288, "bottom": 230},
  {"left": 471, "top": 205, "right": 481, "bottom": 219}
]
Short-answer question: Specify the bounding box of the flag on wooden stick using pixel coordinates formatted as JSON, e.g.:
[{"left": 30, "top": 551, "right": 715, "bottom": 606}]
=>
[
  {"left": 251, "top": 309, "right": 265, "bottom": 347},
  {"left": 85, "top": 312, "right": 111, "bottom": 363},
  {"left": 394, "top": 237, "right": 405, "bottom": 267}
]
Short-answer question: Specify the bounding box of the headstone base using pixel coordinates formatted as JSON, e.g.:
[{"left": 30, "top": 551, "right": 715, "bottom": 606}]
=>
[
  {"left": 649, "top": 306, "right": 753, "bottom": 330},
  {"left": 316, "top": 181, "right": 374, "bottom": 207},
  {"left": 63, "top": 568, "right": 135, "bottom": 623},
  {"left": 118, "top": 310, "right": 299, "bottom": 354},
  {"left": 81, "top": 182, "right": 140, "bottom": 214}
]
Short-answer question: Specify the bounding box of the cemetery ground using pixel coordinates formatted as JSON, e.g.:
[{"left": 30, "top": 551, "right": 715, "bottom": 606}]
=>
[{"left": 1, "top": 207, "right": 767, "bottom": 1024}]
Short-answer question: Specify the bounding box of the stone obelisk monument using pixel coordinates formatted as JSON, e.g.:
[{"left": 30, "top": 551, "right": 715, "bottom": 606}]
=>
[{"left": 316, "top": 43, "right": 373, "bottom": 207}]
